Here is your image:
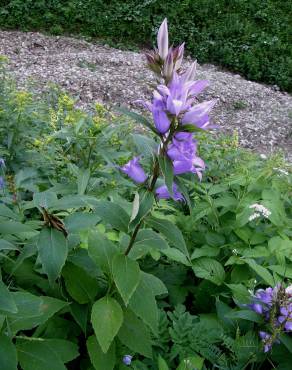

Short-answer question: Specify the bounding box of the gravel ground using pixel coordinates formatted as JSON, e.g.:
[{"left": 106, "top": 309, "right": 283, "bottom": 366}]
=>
[{"left": 0, "top": 30, "right": 291, "bottom": 159}]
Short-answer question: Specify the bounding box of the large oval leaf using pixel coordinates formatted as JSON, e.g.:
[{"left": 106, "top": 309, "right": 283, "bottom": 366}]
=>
[
  {"left": 37, "top": 228, "right": 68, "bottom": 285},
  {"left": 112, "top": 254, "right": 140, "bottom": 305},
  {"left": 91, "top": 297, "right": 123, "bottom": 353}
]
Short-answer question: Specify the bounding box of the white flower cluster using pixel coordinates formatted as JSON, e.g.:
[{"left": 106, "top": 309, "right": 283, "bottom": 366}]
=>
[
  {"left": 273, "top": 167, "right": 289, "bottom": 176},
  {"left": 248, "top": 203, "right": 271, "bottom": 221}
]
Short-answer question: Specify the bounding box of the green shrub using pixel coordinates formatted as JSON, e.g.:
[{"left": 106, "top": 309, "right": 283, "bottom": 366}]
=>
[{"left": 0, "top": 0, "right": 291, "bottom": 91}]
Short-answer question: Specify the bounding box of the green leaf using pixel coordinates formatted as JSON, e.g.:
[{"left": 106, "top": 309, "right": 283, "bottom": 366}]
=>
[
  {"left": 177, "top": 356, "right": 204, "bottom": 370},
  {"left": 88, "top": 230, "right": 117, "bottom": 273},
  {"left": 0, "top": 334, "right": 17, "bottom": 370},
  {"left": 205, "top": 232, "right": 225, "bottom": 247},
  {"left": 162, "top": 248, "right": 190, "bottom": 266},
  {"left": 77, "top": 168, "right": 91, "bottom": 195},
  {"left": 158, "top": 155, "right": 174, "bottom": 196},
  {"left": 129, "top": 229, "right": 169, "bottom": 259},
  {"left": 142, "top": 272, "right": 168, "bottom": 296},
  {"left": 268, "top": 265, "right": 292, "bottom": 279},
  {"left": 225, "top": 309, "right": 262, "bottom": 323},
  {"left": 44, "top": 339, "right": 79, "bottom": 362},
  {"left": 0, "top": 280, "right": 18, "bottom": 313},
  {"left": 191, "top": 245, "right": 219, "bottom": 259},
  {"left": 130, "top": 192, "right": 140, "bottom": 223},
  {"left": 33, "top": 191, "right": 58, "bottom": 209},
  {"left": 94, "top": 201, "right": 130, "bottom": 232},
  {"left": 226, "top": 283, "right": 251, "bottom": 303},
  {"left": 245, "top": 259, "right": 275, "bottom": 286},
  {"left": 158, "top": 356, "right": 169, "bottom": 370},
  {"left": 118, "top": 309, "right": 152, "bottom": 358},
  {"left": 192, "top": 258, "right": 225, "bottom": 285},
  {"left": 87, "top": 335, "right": 116, "bottom": 370},
  {"left": 37, "top": 228, "right": 68, "bottom": 285},
  {"left": 0, "top": 221, "right": 34, "bottom": 234},
  {"left": 112, "top": 254, "right": 140, "bottom": 305},
  {"left": 0, "top": 204, "right": 19, "bottom": 220},
  {"left": 17, "top": 339, "right": 66, "bottom": 370},
  {"left": 7, "top": 292, "right": 68, "bottom": 333},
  {"left": 146, "top": 216, "right": 188, "bottom": 256},
  {"left": 62, "top": 262, "right": 99, "bottom": 304},
  {"left": 70, "top": 302, "right": 88, "bottom": 333},
  {"left": 132, "top": 134, "right": 157, "bottom": 157},
  {"left": 0, "top": 239, "right": 19, "bottom": 251},
  {"left": 64, "top": 212, "right": 100, "bottom": 233},
  {"left": 91, "top": 296, "right": 123, "bottom": 353},
  {"left": 50, "top": 195, "right": 98, "bottom": 210},
  {"left": 129, "top": 272, "right": 158, "bottom": 334},
  {"left": 130, "top": 190, "right": 154, "bottom": 230},
  {"left": 279, "top": 334, "right": 292, "bottom": 354}
]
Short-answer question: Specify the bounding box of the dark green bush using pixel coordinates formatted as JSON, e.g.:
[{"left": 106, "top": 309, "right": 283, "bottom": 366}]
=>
[{"left": 0, "top": 0, "right": 291, "bottom": 91}]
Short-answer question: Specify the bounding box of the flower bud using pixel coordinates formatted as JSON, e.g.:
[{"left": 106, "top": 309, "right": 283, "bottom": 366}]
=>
[
  {"left": 157, "top": 19, "right": 169, "bottom": 60},
  {"left": 163, "top": 51, "right": 174, "bottom": 81}
]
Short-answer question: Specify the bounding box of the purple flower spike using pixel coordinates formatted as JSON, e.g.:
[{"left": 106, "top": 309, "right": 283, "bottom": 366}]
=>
[
  {"left": 123, "top": 355, "right": 133, "bottom": 366},
  {"left": 156, "top": 183, "right": 184, "bottom": 202},
  {"left": 157, "top": 19, "right": 169, "bottom": 60},
  {"left": 0, "top": 158, "right": 5, "bottom": 168},
  {"left": 120, "top": 157, "right": 147, "bottom": 183}
]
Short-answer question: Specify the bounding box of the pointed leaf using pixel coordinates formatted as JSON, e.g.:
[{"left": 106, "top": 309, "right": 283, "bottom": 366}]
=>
[
  {"left": 129, "top": 273, "right": 158, "bottom": 334},
  {"left": 94, "top": 201, "right": 130, "bottom": 232},
  {"left": 118, "top": 309, "right": 152, "bottom": 358},
  {"left": 192, "top": 258, "right": 225, "bottom": 285},
  {"left": 0, "top": 280, "right": 18, "bottom": 313},
  {"left": 17, "top": 339, "right": 66, "bottom": 370},
  {"left": 245, "top": 259, "right": 275, "bottom": 286},
  {"left": 0, "top": 334, "right": 17, "bottom": 370},
  {"left": 146, "top": 216, "right": 188, "bottom": 256},
  {"left": 77, "top": 168, "right": 90, "bottom": 195},
  {"left": 112, "top": 254, "right": 140, "bottom": 305},
  {"left": 37, "top": 228, "right": 68, "bottom": 285},
  {"left": 91, "top": 297, "right": 123, "bottom": 353},
  {"left": 87, "top": 335, "right": 116, "bottom": 370},
  {"left": 62, "top": 262, "right": 99, "bottom": 304},
  {"left": 88, "top": 231, "right": 117, "bottom": 273}
]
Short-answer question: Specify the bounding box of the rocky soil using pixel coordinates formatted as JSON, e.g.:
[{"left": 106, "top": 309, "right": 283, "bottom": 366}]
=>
[{"left": 0, "top": 30, "right": 291, "bottom": 159}]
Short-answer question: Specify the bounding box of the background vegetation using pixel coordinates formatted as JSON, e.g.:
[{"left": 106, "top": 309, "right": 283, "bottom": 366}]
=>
[{"left": 0, "top": 0, "right": 291, "bottom": 92}]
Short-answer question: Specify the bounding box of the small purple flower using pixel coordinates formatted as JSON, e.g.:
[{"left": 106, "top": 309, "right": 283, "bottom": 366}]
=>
[
  {"left": 120, "top": 157, "right": 147, "bottom": 183},
  {"left": 152, "top": 95, "right": 171, "bottom": 134},
  {"left": 123, "top": 355, "right": 133, "bottom": 366},
  {"left": 250, "top": 303, "right": 263, "bottom": 315},
  {"left": 167, "top": 132, "right": 205, "bottom": 178},
  {"left": 0, "top": 158, "right": 5, "bottom": 168},
  {"left": 259, "top": 331, "right": 272, "bottom": 353},
  {"left": 156, "top": 183, "right": 184, "bottom": 202},
  {"left": 0, "top": 176, "right": 4, "bottom": 189},
  {"left": 182, "top": 99, "right": 217, "bottom": 130}
]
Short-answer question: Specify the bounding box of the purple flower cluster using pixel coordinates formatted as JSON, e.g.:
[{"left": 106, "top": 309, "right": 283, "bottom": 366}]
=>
[
  {"left": 249, "top": 285, "right": 292, "bottom": 352},
  {"left": 120, "top": 19, "right": 216, "bottom": 201}
]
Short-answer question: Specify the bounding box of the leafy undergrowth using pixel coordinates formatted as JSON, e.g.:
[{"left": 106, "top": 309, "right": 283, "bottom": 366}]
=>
[{"left": 0, "top": 55, "right": 292, "bottom": 370}]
